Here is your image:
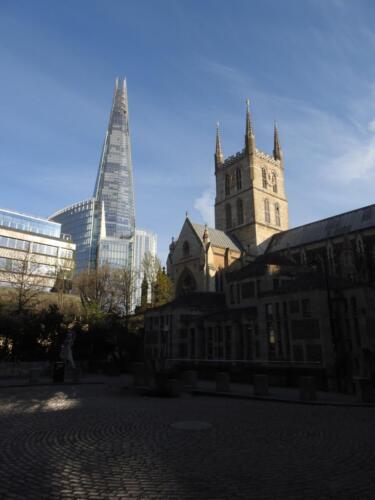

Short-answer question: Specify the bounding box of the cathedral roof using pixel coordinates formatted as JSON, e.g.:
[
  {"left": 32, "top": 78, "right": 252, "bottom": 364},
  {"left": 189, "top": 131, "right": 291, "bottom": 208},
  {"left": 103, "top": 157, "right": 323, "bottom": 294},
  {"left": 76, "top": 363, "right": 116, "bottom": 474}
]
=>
[
  {"left": 266, "top": 203, "right": 375, "bottom": 253},
  {"left": 190, "top": 221, "right": 243, "bottom": 252}
]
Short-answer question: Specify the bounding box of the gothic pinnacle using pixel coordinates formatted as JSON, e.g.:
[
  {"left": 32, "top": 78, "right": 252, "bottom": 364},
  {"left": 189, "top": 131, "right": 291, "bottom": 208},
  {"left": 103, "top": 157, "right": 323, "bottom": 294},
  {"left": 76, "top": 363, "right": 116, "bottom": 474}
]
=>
[
  {"left": 273, "top": 122, "right": 283, "bottom": 161},
  {"left": 245, "top": 99, "right": 255, "bottom": 155},
  {"left": 215, "top": 122, "right": 224, "bottom": 169}
]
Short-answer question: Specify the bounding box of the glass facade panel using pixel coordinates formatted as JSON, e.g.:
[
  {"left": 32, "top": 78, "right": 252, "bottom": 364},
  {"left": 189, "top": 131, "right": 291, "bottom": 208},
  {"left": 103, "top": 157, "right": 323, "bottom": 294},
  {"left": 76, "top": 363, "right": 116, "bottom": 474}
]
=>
[
  {"left": 98, "top": 238, "right": 133, "bottom": 269},
  {"left": 32, "top": 242, "right": 58, "bottom": 257},
  {"left": 50, "top": 198, "right": 103, "bottom": 275},
  {"left": 0, "top": 235, "right": 30, "bottom": 251},
  {"left": 0, "top": 209, "right": 60, "bottom": 238},
  {"left": 134, "top": 228, "right": 157, "bottom": 305}
]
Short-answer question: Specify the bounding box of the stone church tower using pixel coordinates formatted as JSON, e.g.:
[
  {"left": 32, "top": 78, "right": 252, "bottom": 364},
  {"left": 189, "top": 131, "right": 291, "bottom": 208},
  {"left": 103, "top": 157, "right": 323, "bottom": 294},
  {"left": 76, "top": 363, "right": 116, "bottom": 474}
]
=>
[{"left": 215, "top": 101, "right": 289, "bottom": 253}]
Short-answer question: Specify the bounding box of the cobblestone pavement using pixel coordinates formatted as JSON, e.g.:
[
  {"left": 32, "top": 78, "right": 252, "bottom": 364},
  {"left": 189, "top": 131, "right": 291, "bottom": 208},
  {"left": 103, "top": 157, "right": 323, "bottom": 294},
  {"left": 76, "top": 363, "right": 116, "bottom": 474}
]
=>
[{"left": 1, "top": 383, "right": 375, "bottom": 499}]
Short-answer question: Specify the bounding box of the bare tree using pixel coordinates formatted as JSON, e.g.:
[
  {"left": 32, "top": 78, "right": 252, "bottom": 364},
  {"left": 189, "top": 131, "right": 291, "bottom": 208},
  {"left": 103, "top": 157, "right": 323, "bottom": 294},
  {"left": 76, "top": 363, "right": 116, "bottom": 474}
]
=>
[
  {"left": 74, "top": 265, "right": 116, "bottom": 317},
  {"left": 8, "top": 253, "right": 55, "bottom": 313},
  {"left": 113, "top": 264, "right": 137, "bottom": 317},
  {"left": 53, "top": 265, "right": 74, "bottom": 312}
]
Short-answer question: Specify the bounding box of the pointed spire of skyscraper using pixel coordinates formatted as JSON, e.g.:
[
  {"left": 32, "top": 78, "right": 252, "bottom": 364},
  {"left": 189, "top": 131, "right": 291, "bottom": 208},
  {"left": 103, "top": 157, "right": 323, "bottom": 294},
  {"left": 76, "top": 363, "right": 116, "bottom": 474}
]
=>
[
  {"left": 273, "top": 122, "right": 283, "bottom": 162},
  {"left": 215, "top": 122, "right": 224, "bottom": 170},
  {"left": 245, "top": 99, "right": 255, "bottom": 156}
]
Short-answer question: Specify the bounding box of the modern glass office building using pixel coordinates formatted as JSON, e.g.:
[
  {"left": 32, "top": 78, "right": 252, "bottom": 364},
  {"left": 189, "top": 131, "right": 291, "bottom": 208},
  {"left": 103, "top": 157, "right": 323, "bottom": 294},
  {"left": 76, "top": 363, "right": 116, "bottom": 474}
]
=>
[
  {"left": 0, "top": 209, "right": 75, "bottom": 290},
  {"left": 49, "top": 199, "right": 105, "bottom": 275},
  {"left": 133, "top": 228, "right": 157, "bottom": 305}
]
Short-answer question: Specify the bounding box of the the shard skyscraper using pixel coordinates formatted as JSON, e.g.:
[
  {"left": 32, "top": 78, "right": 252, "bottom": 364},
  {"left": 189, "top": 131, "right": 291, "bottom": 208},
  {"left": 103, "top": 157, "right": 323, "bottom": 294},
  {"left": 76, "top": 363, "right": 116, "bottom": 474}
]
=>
[
  {"left": 94, "top": 78, "right": 135, "bottom": 240},
  {"left": 94, "top": 77, "right": 136, "bottom": 268},
  {"left": 50, "top": 77, "right": 157, "bottom": 305}
]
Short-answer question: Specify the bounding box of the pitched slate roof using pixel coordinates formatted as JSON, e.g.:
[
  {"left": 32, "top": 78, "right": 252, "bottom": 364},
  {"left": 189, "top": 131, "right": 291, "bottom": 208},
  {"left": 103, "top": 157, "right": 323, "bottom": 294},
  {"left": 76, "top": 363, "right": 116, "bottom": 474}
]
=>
[
  {"left": 266, "top": 204, "right": 375, "bottom": 254},
  {"left": 190, "top": 221, "right": 243, "bottom": 252}
]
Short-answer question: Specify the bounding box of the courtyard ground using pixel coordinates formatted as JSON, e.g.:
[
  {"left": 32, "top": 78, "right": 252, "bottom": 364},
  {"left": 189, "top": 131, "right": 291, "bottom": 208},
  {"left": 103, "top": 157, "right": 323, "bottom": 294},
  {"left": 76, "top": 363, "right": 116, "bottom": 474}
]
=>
[{"left": 0, "top": 377, "right": 375, "bottom": 499}]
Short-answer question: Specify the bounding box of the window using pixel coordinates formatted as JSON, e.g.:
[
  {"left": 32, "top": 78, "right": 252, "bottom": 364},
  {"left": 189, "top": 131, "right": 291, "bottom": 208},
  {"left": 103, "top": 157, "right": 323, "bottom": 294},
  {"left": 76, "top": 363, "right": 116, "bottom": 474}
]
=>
[
  {"left": 262, "top": 168, "right": 267, "bottom": 189},
  {"left": 241, "top": 281, "right": 255, "bottom": 298},
  {"left": 327, "top": 245, "right": 335, "bottom": 275},
  {"left": 182, "top": 241, "right": 190, "bottom": 258},
  {"left": 225, "top": 204, "right": 232, "bottom": 229},
  {"left": 0, "top": 257, "right": 12, "bottom": 271},
  {"left": 272, "top": 172, "right": 278, "bottom": 193},
  {"left": 237, "top": 198, "right": 244, "bottom": 225},
  {"left": 264, "top": 199, "right": 270, "bottom": 223},
  {"left": 59, "top": 248, "right": 73, "bottom": 259},
  {"left": 236, "top": 168, "right": 242, "bottom": 190},
  {"left": 265, "top": 303, "right": 273, "bottom": 316},
  {"left": 0, "top": 236, "right": 30, "bottom": 252},
  {"left": 275, "top": 203, "right": 281, "bottom": 226},
  {"left": 225, "top": 174, "right": 230, "bottom": 196},
  {"left": 230, "top": 284, "right": 235, "bottom": 304},
  {"left": 32, "top": 243, "right": 58, "bottom": 257}
]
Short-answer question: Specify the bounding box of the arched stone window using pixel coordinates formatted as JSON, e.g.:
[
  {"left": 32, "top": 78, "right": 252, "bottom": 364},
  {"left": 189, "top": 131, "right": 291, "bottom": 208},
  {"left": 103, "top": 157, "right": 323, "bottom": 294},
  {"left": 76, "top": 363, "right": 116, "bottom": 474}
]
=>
[
  {"left": 226, "top": 204, "right": 232, "bottom": 229},
  {"left": 182, "top": 240, "right": 190, "bottom": 258},
  {"left": 272, "top": 172, "right": 278, "bottom": 193},
  {"left": 236, "top": 168, "right": 242, "bottom": 190},
  {"left": 264, "top": 199, "right": 270, "bottom": 223},
  {"left": 275, "top": 203, "right": 281, "bottom": 226},
  {"left": 225, "top": 175, "right": 230, "bottom": 196},
  {"left": 176, "top": 268, "right": 197, "bottom": 296},
  {"left": 356, "top": 235, "right": 364, "bottom": 256},
  {"left": 262, "top": 168, "right": 267, "bottom": 189},
  {"left": 237, "top": 198, "right": 244, "bottom": 225},
  {"left": 327, "top": 244, "right": 336, "bottom": 276}
]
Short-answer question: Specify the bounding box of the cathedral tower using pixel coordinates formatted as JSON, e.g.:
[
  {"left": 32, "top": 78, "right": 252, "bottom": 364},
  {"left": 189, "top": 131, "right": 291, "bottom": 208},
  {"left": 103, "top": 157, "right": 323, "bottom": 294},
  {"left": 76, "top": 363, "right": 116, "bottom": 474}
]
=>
[{"left": 214, "top": 102, "right": 289, "bottom": 253}]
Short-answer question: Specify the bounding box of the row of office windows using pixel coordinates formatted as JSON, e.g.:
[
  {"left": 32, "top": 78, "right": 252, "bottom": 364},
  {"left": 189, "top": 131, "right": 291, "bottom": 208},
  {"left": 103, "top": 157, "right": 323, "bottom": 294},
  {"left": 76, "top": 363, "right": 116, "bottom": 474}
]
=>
[
  {"left": 0, "top": 257, "right": 55, "bottom": 276},
  {"left": 0, "top": 235, "right": 72, "bottom": 258},
  {"left": 0, "top": 210, "right": 60, "bottom": 237}
]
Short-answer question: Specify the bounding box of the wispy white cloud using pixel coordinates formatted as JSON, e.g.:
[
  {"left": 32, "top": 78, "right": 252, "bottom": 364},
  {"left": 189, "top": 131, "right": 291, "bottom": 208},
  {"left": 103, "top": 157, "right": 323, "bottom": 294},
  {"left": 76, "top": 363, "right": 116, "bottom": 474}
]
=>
[
  {"left": 326, "top": 133, "right": 375, "bottom": 183},
  {"left": 193, "top": 188, "right": 215, "bottom": 226}
]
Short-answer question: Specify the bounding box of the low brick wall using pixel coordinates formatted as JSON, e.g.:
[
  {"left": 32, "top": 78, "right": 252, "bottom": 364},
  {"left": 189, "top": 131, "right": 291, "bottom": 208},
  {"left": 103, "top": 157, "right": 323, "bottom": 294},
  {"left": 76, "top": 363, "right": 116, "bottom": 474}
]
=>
[{"left": 0, "top": 361, "right": 51, "bottom": 378}]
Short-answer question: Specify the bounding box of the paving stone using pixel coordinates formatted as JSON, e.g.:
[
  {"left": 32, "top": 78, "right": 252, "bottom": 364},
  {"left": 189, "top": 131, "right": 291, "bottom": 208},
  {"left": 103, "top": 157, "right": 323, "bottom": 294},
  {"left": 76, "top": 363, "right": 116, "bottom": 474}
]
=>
[{"left": 0, "top": 384, "right": 374, "bottom": 499}]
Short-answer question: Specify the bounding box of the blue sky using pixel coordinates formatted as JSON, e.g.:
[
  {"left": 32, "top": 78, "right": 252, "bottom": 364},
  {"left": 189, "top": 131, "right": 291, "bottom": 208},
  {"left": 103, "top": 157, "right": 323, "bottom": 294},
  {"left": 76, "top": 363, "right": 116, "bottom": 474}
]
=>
[{"left": 1, "top": 0, "right": 375, "bottom": 262}]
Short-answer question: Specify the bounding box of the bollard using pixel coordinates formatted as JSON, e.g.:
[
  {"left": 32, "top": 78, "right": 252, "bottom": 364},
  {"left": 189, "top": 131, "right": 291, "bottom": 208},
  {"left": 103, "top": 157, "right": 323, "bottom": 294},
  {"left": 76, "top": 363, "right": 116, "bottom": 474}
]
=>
[
  {"left": 182, "top": 370, "right": 198, "bottom": 390},
  {"left": 253, "top": 374, "right": 269, "bottom": 396},
  {"left": 299, "top": 376, "right": 316, "bottom": 401},
  {"left": 29, "top": 368, "right": 39, "bottom": 385},
  {"left": 216, "top": 372, "right": 230, "bottom": 392},
  {"left": 132, "top": 362, "right": 146, "bottom": 387}
]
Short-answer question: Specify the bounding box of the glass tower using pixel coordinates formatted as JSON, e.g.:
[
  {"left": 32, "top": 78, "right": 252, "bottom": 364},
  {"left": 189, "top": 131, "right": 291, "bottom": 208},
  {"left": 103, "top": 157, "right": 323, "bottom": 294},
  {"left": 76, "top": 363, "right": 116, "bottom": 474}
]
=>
[
  {"left": 50, "top": 77, "right": 157, "bottom": 306},
  {"left": 94, "top": 78, "right": 135, "bottom": 240}
]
